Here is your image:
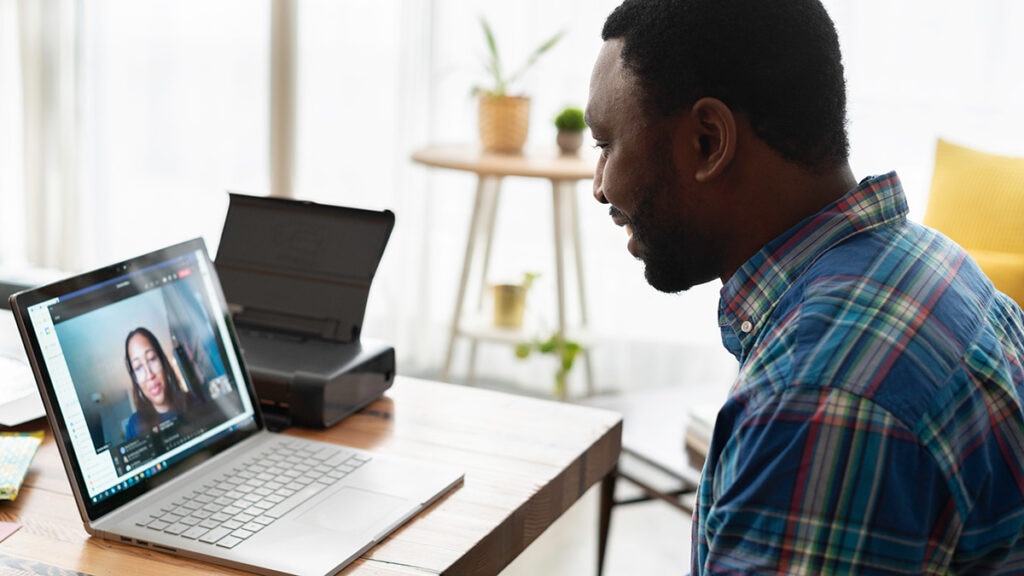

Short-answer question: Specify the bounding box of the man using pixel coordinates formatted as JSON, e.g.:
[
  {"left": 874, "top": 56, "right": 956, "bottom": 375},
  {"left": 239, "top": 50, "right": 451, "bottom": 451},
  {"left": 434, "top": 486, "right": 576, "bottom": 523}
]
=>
[{"left": 586, "top": 0, "right": 1024, "bottom": 573}]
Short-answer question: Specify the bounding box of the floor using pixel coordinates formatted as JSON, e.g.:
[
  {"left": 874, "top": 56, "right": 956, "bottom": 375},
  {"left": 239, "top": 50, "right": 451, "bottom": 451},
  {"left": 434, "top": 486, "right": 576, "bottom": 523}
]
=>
[{"left": 500, "top": 482, "right": 692, "bottom": 575}]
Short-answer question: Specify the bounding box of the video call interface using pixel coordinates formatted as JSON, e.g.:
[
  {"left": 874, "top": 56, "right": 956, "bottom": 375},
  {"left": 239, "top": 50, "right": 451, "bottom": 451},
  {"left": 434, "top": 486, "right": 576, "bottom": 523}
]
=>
[{"left": 32, "top": 249, "right": 254, "bottom": 504}]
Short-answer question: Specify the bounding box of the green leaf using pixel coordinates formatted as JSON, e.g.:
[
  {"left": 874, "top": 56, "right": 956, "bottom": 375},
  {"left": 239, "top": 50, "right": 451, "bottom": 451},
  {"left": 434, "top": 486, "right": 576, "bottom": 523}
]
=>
[
  {"left": 521, "top": 271, "right": 540, "bottom": 292},
  {"left": 505, "top": 29, "right": 565, "bottom": 89},
  {"left": 478, "top": 17, "right": 564, "bottom": 96},
  {"left": 554, "top": 107, "right": 586, "bottom": 131},
  {"left": 538, "top": 336, "right": 558, "bottom": 354},
  {"left": 480, "top": 17, "right": 505, "bottom": 96},
  {"left": 514, "top": 342, "right": 532, "bottom": 358},
  {"left": 512, "top": 331, "right": 582, "bottom": 397}
]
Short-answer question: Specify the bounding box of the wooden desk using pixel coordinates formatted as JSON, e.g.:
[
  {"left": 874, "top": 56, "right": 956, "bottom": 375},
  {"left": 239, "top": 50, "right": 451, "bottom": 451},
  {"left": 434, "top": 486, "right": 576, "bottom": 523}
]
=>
[
  {"left": 411, "top": 144, "right": 597, "bottom": 397},
  {"left": 0, "top": 377, "right": 622, "bottom": 575}
]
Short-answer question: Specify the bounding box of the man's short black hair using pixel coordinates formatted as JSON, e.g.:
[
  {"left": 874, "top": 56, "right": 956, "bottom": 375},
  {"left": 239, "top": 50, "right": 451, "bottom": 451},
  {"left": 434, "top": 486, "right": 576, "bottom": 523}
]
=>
[{"left": 602, "top": 0, "right": 850, "bottom": 170}]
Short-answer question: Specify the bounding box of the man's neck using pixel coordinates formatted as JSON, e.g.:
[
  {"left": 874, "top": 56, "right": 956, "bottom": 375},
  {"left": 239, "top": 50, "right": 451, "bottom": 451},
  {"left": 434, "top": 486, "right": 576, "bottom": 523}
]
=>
[{"left": 719, "top": 157, "right": 857, "bottom": 282}]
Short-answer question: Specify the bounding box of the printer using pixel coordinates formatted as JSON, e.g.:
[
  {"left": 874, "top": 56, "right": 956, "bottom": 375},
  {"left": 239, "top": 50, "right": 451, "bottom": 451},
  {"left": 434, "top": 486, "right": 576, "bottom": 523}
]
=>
[{"left": 215, "top": 193, "right": 396, "bottom": 430}]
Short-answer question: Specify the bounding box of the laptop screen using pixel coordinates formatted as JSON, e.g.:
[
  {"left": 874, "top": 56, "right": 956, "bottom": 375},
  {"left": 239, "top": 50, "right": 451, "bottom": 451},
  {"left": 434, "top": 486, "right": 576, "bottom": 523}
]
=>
[{"left": 13, "top": 239, "right": 261, "bottom": 517}]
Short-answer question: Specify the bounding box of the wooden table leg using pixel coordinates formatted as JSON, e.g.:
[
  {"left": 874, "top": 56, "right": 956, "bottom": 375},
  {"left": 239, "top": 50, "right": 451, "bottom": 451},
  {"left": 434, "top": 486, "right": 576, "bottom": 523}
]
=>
[
  {"left": 442, "top": 177, "right": 489, "bottom": 382},
  {"left": 597, "top": 465, "right": 618, "bottom": 576}
]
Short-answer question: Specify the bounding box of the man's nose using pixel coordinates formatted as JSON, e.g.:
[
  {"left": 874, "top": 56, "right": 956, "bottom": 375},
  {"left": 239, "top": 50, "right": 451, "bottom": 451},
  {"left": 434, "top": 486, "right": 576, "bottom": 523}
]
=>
[{"left": 592, "top": 166, "right": 607, "bottom": 204}]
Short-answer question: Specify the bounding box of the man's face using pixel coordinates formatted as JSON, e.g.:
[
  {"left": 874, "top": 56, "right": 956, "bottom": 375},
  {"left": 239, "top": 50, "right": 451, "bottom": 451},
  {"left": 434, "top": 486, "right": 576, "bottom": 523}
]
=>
[{"left": 586, "top": 39, "right": 722, "bottom": 293}]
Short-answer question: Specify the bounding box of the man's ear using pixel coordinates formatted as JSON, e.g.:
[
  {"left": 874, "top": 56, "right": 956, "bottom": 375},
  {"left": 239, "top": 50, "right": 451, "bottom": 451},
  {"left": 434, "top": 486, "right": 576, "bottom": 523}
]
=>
[{"left": 690, "top": 97, "right": 736, "bottom": 182}]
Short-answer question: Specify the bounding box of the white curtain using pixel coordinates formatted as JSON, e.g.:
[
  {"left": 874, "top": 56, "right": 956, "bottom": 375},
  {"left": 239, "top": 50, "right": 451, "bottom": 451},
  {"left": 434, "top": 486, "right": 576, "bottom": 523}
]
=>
[
  {"left": 2, "top": 0, "right": 1022, "bottom": 396},
  {"left": 5, "top": 0, "right": 82, "bottom": 271},
  {"left": 0, "top": 0, "right": 25, "bottom": 267}
]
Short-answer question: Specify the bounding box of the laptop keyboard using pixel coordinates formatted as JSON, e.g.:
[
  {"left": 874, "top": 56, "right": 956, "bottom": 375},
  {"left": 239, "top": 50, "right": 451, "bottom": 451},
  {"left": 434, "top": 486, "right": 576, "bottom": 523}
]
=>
[{"left": 136, "top": 439, "right": 370, "bottom": 548}]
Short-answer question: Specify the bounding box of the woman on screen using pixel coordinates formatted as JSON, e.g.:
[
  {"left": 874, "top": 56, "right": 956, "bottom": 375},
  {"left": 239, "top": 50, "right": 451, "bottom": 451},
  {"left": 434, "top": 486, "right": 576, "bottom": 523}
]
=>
[{"left": 123, "top": 327, "right": 194, "bottom": 440}]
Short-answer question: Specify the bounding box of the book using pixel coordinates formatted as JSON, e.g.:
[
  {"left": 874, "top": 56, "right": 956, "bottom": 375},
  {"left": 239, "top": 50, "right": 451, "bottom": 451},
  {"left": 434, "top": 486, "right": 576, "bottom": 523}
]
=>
[
  {"left": 0, "top": 431, "right": 43, "bottom": 501},
  {"left": 684, "top": 403, "right": 719, "bottom": 470}
]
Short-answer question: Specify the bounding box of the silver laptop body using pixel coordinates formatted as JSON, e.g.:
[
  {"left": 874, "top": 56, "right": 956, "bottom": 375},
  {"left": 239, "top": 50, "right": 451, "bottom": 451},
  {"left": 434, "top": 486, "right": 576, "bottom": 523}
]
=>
[{"left": 9, "top": 238, "right": 463, "bottom": 576}]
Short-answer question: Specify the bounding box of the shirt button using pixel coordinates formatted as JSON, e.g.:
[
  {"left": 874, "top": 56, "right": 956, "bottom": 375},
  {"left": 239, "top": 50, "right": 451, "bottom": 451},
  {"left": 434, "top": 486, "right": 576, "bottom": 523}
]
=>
[{"left": 740, "top": 321, "right": 753, "bottom": 333}]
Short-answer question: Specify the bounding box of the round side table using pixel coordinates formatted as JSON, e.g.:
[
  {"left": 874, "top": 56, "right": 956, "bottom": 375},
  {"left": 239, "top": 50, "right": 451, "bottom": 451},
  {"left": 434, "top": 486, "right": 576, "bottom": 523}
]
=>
[{"left": 412, "top": 143, "right": 597, "bottom": 398}]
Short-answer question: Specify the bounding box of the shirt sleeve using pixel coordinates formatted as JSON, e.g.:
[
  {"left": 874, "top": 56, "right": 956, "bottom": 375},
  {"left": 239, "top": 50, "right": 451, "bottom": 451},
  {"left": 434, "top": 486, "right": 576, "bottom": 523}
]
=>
[{"left": 699, "top": 387, "right": 958, "bottom": 574}]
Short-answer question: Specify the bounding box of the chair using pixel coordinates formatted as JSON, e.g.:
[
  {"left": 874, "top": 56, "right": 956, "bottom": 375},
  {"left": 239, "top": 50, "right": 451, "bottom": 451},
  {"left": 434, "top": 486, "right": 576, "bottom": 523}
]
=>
[
  {"left": 582, "top": 383, "right": 727, "bottom": 575},
  {"left": 923, "top": 139, "right": 1024, "bottom": 308}
]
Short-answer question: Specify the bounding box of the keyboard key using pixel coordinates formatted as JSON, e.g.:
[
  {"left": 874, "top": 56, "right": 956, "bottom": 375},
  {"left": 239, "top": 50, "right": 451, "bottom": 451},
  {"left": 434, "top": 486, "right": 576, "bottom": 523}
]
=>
[
  {"left": 199, "top": 526, "right": 232, "bottom": 544},
  {"left": 164, "top": 522, "right": 188, "bottom": 535},
  {"left": 265, "top": 483, "right": 326, "bottom": 519},
  {"left": 217, "top": 535, "right": 243, "bottom": 549},
  {"left": 242, "top": 521, "right": 265, "bottom": 533},
  {"left": 181, "top": 525, "right": 209, "bottom": 540}
]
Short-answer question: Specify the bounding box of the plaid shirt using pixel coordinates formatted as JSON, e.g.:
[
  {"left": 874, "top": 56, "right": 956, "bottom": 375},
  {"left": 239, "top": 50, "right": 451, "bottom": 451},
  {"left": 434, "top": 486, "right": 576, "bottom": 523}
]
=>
[{"left": 694, "top": 172, "right": 1024, "bottom": 574}]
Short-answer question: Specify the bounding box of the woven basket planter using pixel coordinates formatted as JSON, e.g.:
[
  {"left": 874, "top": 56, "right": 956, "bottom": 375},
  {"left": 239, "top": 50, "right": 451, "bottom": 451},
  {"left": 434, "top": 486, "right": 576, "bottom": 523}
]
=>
[{"left": 478, "top": 94, "right": 530, "bottom": 154}]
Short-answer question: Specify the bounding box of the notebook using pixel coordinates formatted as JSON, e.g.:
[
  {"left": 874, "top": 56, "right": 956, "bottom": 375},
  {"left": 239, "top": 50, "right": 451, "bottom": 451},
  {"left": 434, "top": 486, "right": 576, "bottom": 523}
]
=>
[
  {"left": 8, "top": 238, "right": 463, "bottom": 576},
  {"left": 0, "top": 431, "right": 43, "bottom": 500}
]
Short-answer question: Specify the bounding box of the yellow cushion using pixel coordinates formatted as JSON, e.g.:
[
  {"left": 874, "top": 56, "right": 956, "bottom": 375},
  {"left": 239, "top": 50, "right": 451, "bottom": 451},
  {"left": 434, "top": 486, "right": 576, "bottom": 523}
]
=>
[
  {"left": 970, "top": 250, "right": 1024, "bottom": 309},
  {"left": 924, "top": 139, "right": 1024, "bottom": 252},
  {"left": 923, "top": 139, "right": 1024, "bottom": 307}
]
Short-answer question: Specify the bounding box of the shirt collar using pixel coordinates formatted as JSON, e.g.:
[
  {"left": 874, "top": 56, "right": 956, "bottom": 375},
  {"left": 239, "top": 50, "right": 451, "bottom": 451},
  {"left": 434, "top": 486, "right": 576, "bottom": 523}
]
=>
[{"left": 718, "top": 171, "right": 909, "bottom": 361}]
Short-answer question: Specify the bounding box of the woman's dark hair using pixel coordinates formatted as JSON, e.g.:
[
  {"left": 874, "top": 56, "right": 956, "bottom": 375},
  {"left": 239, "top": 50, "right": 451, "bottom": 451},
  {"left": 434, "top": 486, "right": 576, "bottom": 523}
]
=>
[
  {"left": 124, "top": 327, "right": 191, "bottom": 429},
  {"left": 602, "top": 0, "right": 850, "bottom": 170}
]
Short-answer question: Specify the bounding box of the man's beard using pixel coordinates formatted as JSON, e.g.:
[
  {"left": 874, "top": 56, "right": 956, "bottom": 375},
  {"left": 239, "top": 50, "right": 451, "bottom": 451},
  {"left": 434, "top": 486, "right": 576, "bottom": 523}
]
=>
[
  {"left": 632, "top": 194, "right": 718, "bottom": 294},
  {"left": 642, "top": 230, "right": 697, "bottom": 293}
]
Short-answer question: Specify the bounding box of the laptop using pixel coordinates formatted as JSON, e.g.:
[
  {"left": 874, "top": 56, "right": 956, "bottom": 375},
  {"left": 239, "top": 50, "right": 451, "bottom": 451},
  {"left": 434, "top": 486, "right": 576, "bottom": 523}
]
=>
[{"left": 8, "top": 238, "right": 464, "bottom": 576}]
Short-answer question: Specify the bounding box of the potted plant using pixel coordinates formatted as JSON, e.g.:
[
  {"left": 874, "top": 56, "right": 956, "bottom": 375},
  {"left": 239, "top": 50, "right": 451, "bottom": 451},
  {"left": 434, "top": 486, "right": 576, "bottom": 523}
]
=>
[
  {"left": 514, "top": 332, "right": 582, "bottom": 400},
  {"left": 492, "top": 272, "right": 539, "bottom": 328},
  {"left": 554, "top": 106, "right": 587, "bottom": 154},
  {"left": 474, "top": 18, "right": 565, "bottom": 154}
]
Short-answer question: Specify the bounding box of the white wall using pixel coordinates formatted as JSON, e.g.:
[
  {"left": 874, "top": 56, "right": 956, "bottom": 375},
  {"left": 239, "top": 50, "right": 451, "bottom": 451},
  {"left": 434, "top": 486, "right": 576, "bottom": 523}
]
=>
[{"left": 2, "top": 0, "right": 1022, "bottom": 397}]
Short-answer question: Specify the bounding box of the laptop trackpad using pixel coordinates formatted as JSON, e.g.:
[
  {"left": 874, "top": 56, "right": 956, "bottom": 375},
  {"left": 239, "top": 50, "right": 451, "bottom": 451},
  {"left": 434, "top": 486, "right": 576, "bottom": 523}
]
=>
[{"left": 296, "top": 486, "right": 406, "bottom": 534}]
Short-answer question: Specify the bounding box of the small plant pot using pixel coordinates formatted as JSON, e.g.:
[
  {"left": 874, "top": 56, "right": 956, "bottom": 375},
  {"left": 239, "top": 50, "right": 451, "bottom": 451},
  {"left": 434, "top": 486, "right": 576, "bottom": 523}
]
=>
[
  {"left": 479, "top": 95, "right": 530, "bottom": 154},
  {"left": 556, "top": 130, "right": 583, "bottom": 155},
  {"left": 492, "top": 283, "right": 527, "bottom": 328}
]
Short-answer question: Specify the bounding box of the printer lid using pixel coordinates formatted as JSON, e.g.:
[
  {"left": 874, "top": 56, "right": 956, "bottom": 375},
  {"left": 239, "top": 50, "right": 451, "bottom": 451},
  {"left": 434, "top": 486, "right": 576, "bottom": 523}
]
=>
[{"left": 215, "top": 193, "right": 394, "bottom": 343}]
